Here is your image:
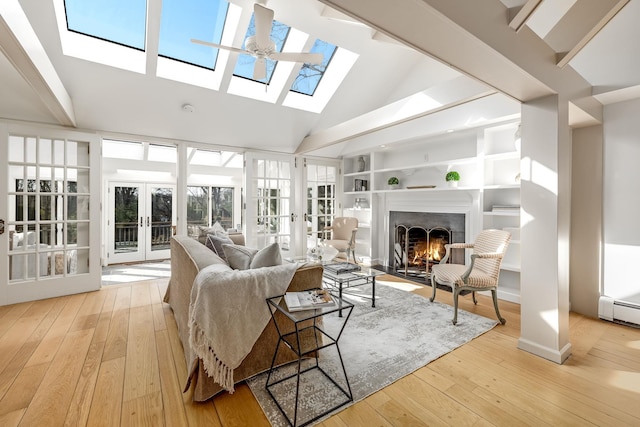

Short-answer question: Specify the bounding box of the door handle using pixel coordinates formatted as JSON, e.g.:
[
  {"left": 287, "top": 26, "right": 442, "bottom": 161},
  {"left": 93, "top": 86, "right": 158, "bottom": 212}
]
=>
[
  {"left": 290, "top": 213, "right": 297, "bottom": 222},
  {"left": 140, "top": 217, "right": 143, "bottom": 227},
  {"left": 0, "top": 219, "right": 4, "bottom": 235},
  {"left": 146, "top": 217, "right": 150, "bottom": 227}
]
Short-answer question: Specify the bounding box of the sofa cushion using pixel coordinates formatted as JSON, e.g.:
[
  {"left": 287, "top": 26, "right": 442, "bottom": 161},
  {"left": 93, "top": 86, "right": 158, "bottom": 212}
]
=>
[
  {"left": 205, "top": 234, "right": 234, "bottom": 263},
  {"left": 223, "top": 245, "right": 258, "bottom": 270},
  {"left": 198, "top": 222, "right": 227, "bottom": 244},
  {"left": 223, "top": 242, "right": 281, "bottom": 270},
  {"left": 250, "top": 243, "right": 282, "bottom": 268}
]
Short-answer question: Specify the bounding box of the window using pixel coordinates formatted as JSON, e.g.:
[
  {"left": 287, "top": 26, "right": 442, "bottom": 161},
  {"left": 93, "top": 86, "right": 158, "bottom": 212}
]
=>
[
  {"left": 187, "top": 186, "right": 235, "bottom": 235},
  {"left": 290, "top": 39, "right": 337, "bottom": 96},
  {"left": 64, "top": 0, "right": 147, "bottom": 50},
  {"left": 158, "top": 0, "right": 229, "bottom": 70}
]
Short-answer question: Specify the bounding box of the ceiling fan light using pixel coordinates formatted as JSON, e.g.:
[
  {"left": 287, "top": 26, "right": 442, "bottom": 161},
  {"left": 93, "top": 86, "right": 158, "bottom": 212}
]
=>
[{"left": 244, "top": 35, "right": 275, "bottom": 57}]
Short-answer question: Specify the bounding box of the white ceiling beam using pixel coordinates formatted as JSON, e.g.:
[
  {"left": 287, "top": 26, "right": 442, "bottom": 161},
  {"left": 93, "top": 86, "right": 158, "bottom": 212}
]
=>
[
  {"left": 316, "top": 0, "right": 559, "bottom": 103},
  {"left": 145, "top": 0, "right": 162, "bottom": 75},
  {"left": 296, "top": 76, "right": 496, "bottom": 154},
  {"left": 0, "top": 0, "right": 76, "bottom": 126},
  {"left": 508, "top": 0, "right": 544, "bottom": 33},
  {"left": 556, "top": 0, "right": 629, "bottom": 67}
]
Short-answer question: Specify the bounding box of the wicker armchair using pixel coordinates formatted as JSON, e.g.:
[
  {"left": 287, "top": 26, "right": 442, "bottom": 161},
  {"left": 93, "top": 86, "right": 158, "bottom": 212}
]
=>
[
  {"left": 430, "top": 229, "right": 511, "bottom": 325},
  {"left": 322, "top": 217, "right": 359, "bottom": 263}
]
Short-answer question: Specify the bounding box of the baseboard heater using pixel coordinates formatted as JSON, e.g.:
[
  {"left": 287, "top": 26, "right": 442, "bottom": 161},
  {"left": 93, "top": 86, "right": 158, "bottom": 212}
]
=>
[{"left": 599, "top": 296, "right": 640, "bottom": 327}]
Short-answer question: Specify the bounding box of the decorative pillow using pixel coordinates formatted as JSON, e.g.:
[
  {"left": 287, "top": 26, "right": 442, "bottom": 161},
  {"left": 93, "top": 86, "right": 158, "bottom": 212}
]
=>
[
  {"left": 223, "top": 244, "right": 259, "bottom": 270},
  {"left": 198, "top": 222, "right": 227, "bottom": 244},
  {"left": 205, "top": 234, "right": 234, "bottom": 262},
  {"left": 250, "top": 242, "right": 282, "bottom": 269}
]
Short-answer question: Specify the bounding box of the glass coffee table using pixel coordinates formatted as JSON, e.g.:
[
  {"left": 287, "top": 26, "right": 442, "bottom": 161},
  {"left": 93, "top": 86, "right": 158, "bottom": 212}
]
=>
[{"left": 322, "top": 266, "right": 385, "bottom": 312}]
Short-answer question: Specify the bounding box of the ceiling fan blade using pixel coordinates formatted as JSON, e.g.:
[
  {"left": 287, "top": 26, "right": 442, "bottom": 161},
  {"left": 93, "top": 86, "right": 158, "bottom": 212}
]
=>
[
  {"left": 253, "top": 57, "right": 267, "bottom": 80},
  {"left": 270, "top": 52, "right": 324, "bottom": 64},
  {"left": 254, "top": 4, "right": 274, "bottom": 47},
  {"left": 190, "top": 38, "right": 247, "bottom": 55}
]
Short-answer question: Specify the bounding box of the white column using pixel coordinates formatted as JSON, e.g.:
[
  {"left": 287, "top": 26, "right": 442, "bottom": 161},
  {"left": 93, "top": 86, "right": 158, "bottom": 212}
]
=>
[
  {"left": 176, "top": 143, "right": 188, "bottom": 236},
  {"left": 519, "top": 95, "right": 572, "bottom": 363}
]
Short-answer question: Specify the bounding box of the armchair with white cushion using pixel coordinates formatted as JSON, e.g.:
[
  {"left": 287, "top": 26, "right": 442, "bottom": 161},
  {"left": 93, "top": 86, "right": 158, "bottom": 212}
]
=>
[
  {"left": 322, "top": 217, "right": 358, "bottom": 263},
  {"left": 430, "top": 229, "right": 511, "bottom": 325}
]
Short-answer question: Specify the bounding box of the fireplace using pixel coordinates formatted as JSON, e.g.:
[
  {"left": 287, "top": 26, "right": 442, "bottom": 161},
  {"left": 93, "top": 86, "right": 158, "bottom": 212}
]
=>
[{"left": 389, "top": 211, "right": 465, "bottom": 279}]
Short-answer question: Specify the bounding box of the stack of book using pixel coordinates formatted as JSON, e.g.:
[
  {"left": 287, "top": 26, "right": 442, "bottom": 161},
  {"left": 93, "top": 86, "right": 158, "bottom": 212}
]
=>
[
  {"left": 354, "top": 179, "right": 368, "bottom": 192},
  {"left": 323, "top": 262, "right": 361, "bottom": 274},
  {"left": 284, "top": 289, "right": 336, "bottom": 312}
]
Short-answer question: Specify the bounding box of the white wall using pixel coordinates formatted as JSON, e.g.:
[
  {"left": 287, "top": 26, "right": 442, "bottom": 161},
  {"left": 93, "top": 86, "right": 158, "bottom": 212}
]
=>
[
  {"left": 602, "top": 99, "right": 640, "bottom": 305},
  {"left": 570, "top": 125, "right": 603, "bottom": 317}
]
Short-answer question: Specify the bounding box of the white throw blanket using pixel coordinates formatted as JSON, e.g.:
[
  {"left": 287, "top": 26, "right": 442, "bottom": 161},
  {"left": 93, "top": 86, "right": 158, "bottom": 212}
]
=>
[{"left": 188, "top": 262, "right": 299, "bottom": 393}]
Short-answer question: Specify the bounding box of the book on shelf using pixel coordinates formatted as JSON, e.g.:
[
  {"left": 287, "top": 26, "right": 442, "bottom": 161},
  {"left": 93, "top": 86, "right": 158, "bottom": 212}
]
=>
[
  {"left": 354, "top": 179, "right": 368, "bottom": 192},
  {"left": 323, "top": 262, "right": 361, "bottom": 274},
  {"left": 284, "top": 289, "right": 336, "bottom": 312}
]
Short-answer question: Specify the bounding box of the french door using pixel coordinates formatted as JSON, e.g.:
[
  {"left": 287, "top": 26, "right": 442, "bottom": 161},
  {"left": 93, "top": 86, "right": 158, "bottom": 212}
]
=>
[
  {"left": 107, "top": 182, "right": 175, "bottom": 264},
  {"left": 244, "top": 153, "right": 297, "bottom": 258},
  {"left": 0, "top": 124, "right": 101, "bottom": 305},
  {"left": 302, "top": 158, "right": 340, "bottom": 250}
]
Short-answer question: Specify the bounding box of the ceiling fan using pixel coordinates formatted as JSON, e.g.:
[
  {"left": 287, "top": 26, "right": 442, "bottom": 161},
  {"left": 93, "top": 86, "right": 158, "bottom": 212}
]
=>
[{"left": 191, "top": 3, "right": 324, "bottom": 80}]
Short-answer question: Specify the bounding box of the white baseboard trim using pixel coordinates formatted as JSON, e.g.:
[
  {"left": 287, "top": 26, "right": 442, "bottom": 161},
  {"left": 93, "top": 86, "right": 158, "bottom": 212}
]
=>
[{"left": 517, "top": 338, "right": 572, "bottom": 364}]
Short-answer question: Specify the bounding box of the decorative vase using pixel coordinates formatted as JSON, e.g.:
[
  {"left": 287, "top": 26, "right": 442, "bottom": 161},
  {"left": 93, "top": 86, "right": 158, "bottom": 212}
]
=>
[
  {"left": 447, "top": 180, "right": 458, "bottom": 188},
  {"left": 389, "top": 183, "right": 400, "bottom": 190},
  {"left": 356, "top": 156, "right": 365, "bottom": 172}
]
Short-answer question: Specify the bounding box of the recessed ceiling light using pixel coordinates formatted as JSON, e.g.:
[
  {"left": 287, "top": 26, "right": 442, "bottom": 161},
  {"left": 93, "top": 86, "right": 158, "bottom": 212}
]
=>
[{"left": 446, "top": 129, "right": 454, "bottom": 133}]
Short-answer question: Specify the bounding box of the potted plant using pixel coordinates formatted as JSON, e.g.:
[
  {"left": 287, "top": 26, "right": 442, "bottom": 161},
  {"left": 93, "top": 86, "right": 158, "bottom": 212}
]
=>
[
  {"left": 446, "top": 171, "right": 460, "bottom": 187},
  {"left": 388, "top": 176, "right": 400, "bottom": 189}
]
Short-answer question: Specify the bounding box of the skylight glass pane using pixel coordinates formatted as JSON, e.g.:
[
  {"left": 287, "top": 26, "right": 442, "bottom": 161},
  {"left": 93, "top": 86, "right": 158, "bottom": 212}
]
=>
[
  {"left": 233, "top": 16, "right": 290, "bottom": 84},
  {"left": 290, "top": 39, "right": 337, "bottom": 96},
  {"left": 148, "top": 144, "right": 177, "bottom": 163},
  {"left": 158, "top": 0, "right": 229, "bottom": 70},
  {"left": 65, "top": 0, "right": 147, "bottom": 50},
  {"left": 102, "top": 140, "right": 144, "bottom": 160}
]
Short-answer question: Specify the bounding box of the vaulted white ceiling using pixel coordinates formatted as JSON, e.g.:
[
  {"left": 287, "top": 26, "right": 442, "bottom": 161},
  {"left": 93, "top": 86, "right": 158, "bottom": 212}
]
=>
[{"left": 1, "top": 0, "right": 638, "bottom": 158}]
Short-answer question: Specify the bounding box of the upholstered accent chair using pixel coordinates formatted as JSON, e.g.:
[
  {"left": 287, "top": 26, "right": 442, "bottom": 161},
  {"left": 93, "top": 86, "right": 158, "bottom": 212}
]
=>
[
  {"left": 323, "top": 217, "right": 359, "bottom": 263},
  {"left": 430, "top": 229, "right": 511, "bottom": 325}
]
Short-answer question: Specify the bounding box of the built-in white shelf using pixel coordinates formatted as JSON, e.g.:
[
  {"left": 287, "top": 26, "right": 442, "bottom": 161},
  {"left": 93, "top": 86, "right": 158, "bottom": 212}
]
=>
[
  {"left": 374, "top": 186, "right": 480, "bottom": 194},
  {"left": 501, "top": 263, "right": 521, "bottom": 272},
  {"left": 373, "top": 156, "right": 478, "bottom": 175},
  {"left": 483, "top": 184, "right": 520, "bottom": 190},
  {"left": 344, "top": 171, "right": 371, "bottom": 177},
  {"left": 483, "top": 211, "right": 520, "bottom": 216}
]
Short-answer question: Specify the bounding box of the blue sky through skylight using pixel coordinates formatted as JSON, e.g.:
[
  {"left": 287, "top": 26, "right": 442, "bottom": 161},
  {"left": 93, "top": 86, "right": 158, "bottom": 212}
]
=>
[
  {"left": 291, "top": 39, "right": 337, "bottom": 96},
  {"left": 65, "top": 0, "right": 147, "bottom": 50},
  {"left": 158, "top": 0, "right": 229, "bottom": 70},
  {"left": 233, "top": 16, "right": 290, "bottom": 84}
]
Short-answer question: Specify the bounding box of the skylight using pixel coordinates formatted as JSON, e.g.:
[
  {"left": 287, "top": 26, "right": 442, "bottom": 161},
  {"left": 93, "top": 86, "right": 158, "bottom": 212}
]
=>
[
  {"left": 158, "top": 0, "right": 229, "bottom": 70},
  {"left": 233, "top": 16, "right": 290, "bottom": 84},
  {"left": 57, "top": 0, "right": 357, "bottom": 113},
  {"left": 64, "top": 0, "right": 147, "bottom": 50},
  {"left": 290, "top": 39, "right": 337, "bottom": 96}
]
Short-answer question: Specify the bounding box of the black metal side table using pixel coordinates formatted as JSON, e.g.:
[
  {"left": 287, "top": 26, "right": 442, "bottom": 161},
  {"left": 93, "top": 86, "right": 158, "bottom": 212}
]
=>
[{"left": 265, "top": 293, "right": 354, "bottom": 427}]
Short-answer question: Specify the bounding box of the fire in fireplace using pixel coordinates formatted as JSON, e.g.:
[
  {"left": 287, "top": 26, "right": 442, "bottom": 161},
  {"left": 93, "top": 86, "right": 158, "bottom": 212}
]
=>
[{"left": 394, "top": 225, "right": 452, "bottom": 277}]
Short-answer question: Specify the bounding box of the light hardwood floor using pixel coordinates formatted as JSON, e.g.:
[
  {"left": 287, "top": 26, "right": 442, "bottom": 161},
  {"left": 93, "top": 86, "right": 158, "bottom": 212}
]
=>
[{"left": 0, "top": 276, "right": 639, "bottom": 426}]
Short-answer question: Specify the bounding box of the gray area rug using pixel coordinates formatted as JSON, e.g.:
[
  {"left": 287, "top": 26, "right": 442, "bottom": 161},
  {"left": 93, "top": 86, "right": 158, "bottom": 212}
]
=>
[{"left": 247, "top": 280, "right": 498, "bottom": 426}]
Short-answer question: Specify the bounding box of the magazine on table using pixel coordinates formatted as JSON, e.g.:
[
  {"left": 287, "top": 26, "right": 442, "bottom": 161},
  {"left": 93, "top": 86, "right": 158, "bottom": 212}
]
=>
[
  {"left": 323, "top": 262, "right": 361, "bottom": 275},
  {"left": 284, "top": 289, "right": 336, "bottom": 312}
]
